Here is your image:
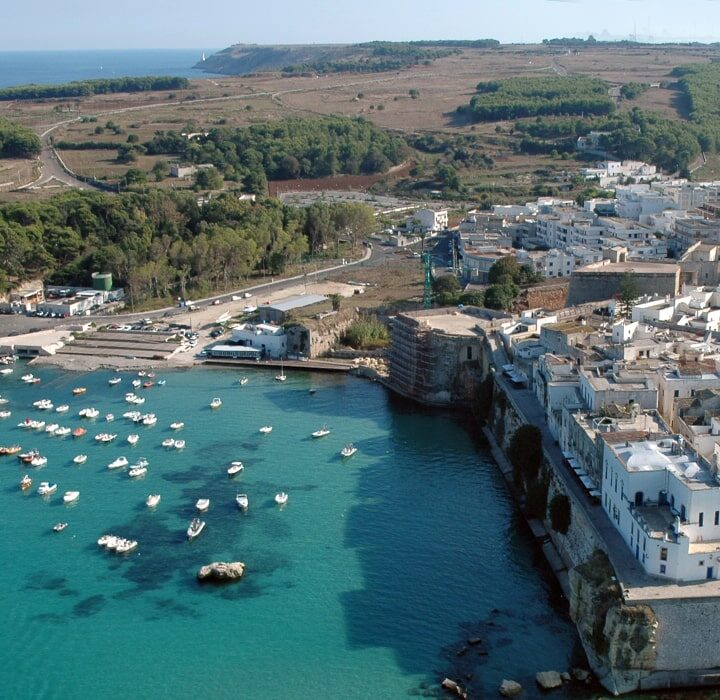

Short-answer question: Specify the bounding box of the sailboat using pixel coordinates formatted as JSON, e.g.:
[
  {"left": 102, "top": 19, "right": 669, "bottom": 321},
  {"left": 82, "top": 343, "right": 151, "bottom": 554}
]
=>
[
  {"left": 275, "top": 361, "right": 286, "bottom": 382},
  {"left": 201, "top": 51, "right": 206, "bottom": 62}
]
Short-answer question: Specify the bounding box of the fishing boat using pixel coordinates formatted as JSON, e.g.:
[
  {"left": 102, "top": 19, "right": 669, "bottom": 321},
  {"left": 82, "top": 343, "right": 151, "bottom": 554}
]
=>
[
  {"left": 105, "top": 413, "right": 114, "bottom": 422},
  {"left": 0, "top": 410, "right": 11, "bottom": 418},
  {"left": 30, "top": 455, "right": 48, "bottom": 467},
  {"left": 170, "top": 421, "right": 184, "bottom": 430},
  {"left": 55, "top": 427, "right": 71, "bottom": 437},
  {"left": 236, "top": 493, "right": 249, "bottom": 510},
  {"left": 20, "top": 474, "right": 32, "bottom": 490},
  {"left": 53, "top": 522, "right": 68, "bottom": 533},
  {"left": 128, "top": 465, "right": 147, "bottom": 478},
  {"left": 72, "top": 427, "right": 86, "bottom": 438},
  {"left": 195, "top": 498, "right": 210, "bottom": 512},
  {"left": 311, "top": 425, "right": 331, "bottom": 438},
  {"left": 108, "top": 456, "right": 128, "bottom": 469},
  {"left": 227, "top": 461, "right": 244, "bottom": 476},
  {"left": 72, "top": 387, "right": 87, "bottom": 396},
  {"left": 146, "top": 494, "right": 161, "bottom": 508},
  {"left": 187, "top": 518, "right": 205, "bottom": 540},
  {"left": 55, "top": 404, "right": 69, "bottom": 413},
  {"left": 116, "top": 539, "right": 138, "bottom": 554},
  {"left": 174, "top": 439, "right": 185, "bottom": 450},
  {"left": 161, "top": 438, "right": 175, "bottom": 448},
  {"left": 108, "top": 377, "right": 122, "bottom": 386},
  {"left": 63, "top": 491, "right": 80, "bottom": 504},
  {"left": 238, "top": 377, "right": 249, "bottom": 386},
  {"left": 37, "top": 481, "right": 57, "bottom": 496},
  {"left": 340, "top": 443, "right": 358, "bottom": 458},
  {"left": 73, "top": 454, "right": 87, "bottom": 465},
  {"left": 127, "top": 434, "right": 139, "bottom": 445},
  {"left": 274, "top": 492, "right": 289, "bottom": 506},
  {"left": 210, "top": 397, "right": 222, "bottom": 409}
]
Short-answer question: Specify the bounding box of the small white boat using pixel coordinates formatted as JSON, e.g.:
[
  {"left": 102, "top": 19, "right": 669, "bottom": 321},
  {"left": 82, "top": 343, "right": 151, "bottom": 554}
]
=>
[
  {"left": 275, "top": 371, "right": 287, "bottom": 382},
  {"left": 95, "top": 433, "right": 117, "bottom": 442},
  {"left": 210, "top": 397, "right": 222, "bottom": 409},
  {"left": 195, "top": 498, "right": 210, "bottom": 512},
  {"left": 238, "top": 377, "right": 249, "bottom": 386},
  {"left": 105, "top": 413, "right": 114, "bottom": 422},
  {"left": 55, "top": 404, "right": 69, "bottom": 413},
  {"left": 87, "top": 408, "right": 100, "bottom": 419},
  {"left": 187, "top": 518, "right": 205, "bottom": 539},
  {"left": 259, "top": 425, "right": 273, "bottom": 434},
  {"left": 311, "top": 425, "right": 331, "bottom": 439},
  {"left": 37, "top": 481, "right": 57, "bottom": 496},
  {"left": 31, "top": 456, "right": 48, "bottom": 467},
  {"left": 157, "top": 379, "right": 166, "bottom": 386},
  {"left": 131, "top": 396, "right": 145, "bottom": 405},
  {"left": 340, "top": 443, "right": 358, "bottom": 458},
  {"left": 146, "top": 494, "right": 161, "bottom": 508},
  {"left": 73, "top": 454, "right": 87, "bottom": 465},
  {"left": 33, "top": 421, "right": 46, "bottom": 430},
  {"left": 138, "top": 371, "right": 146, "bottom": 377},
  {"left": 274, "top": 492, "right": 289, "bottom": 506},
  {"left": 135, "top": 458, "right": 149, "bottom": 468},
  {"left": 0, "top": 368, "right": 13, "bottom": 375},
  {"left": 63, "top": 490, "right": 80, "bottom": 504},
  {"left": 108, "top": 377, "right": 122, "bottom": 386},
  {"left": 21, "top": 374, "right": 34, "bottom": 382},
  {"left": 116, "top": 539, "right": 138, "bottom": 554},
  {"left": 127, "top": 434, "right": 139, "bottom": 445},
  {"left": 20, "top": 474, "right": 32, "bottom": 490},
  {"left": 162, "top": 438, "right": 175, "bottom": 448},
  {"left": 55, "top": 427, "right": 71, "bottom": 437},
  {"left": 128, "top": 465, "right": 147, "bottom": 478},
  {"left": 236, "top": 493, "right": 249, "bottom": 510},
  {"left": 45, "top": 423, "right": 60, "bottom": 434},
  {"left": 53, "top": 522, "right": 68, "bottom": 532},
  {"left": 174, "top": 439, "right": 185, "bottom": 450},
  {"left": 97, "top": 534, "right": 113, "bottom": 547},
  {"left": 105, "top": 536, "right": 120, "bottom": 551},
  {"left": 123, "top": 411, "right": 142, "bottom": 420},
  {"left": 228, "top": 461, "right": 244, "bottom": 476},
  {"left": 170, "top": 422, "right": 184, "bottom": 430},
  {"left": 132, "top": 379, "right": 142, "bottom": 388},
  {"left": 142, "top": 413, "right": 157, "bottom": 426},
  {"left": 125, "top": 393, "right": 138, "bottom": 403},
  {"left": 108, "top": 456, "right": 129, "bottom": 469},
  {"left": 0, "top": 410, "right": 11, "bottom": 418},
  {"left": 33, "top": 399, "right": 52, "bottom": 410}
]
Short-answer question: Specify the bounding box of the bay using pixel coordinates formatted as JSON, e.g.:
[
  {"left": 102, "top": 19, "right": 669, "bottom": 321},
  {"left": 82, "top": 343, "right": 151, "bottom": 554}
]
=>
[{"left": 0, "top": 365, "right": 585, "bottom": 698}]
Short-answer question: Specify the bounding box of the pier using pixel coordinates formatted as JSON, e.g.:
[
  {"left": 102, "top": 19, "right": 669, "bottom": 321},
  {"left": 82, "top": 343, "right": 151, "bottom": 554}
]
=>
[{"left": 203, "top": 357, "right": 354, "bottom": 372}]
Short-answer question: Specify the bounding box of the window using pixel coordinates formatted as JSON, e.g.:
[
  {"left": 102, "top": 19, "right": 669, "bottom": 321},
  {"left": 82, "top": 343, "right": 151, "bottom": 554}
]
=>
[
  {"left": 660, "top": 564, "right": 666, "bottom": 574},
  {"left": 715, "top": 511, "right": 719, "bottom": 526},
  {"left": 700, "top": 512, "right": 705, "bottom": 528},
  {"left": 661, "top": 548, "right": 668, "bottom": 561},
  {"left": 466, "top": 346, "right": 472, "bottom": 360},
  {"left": 674, "top": 390, "right": 680, "bottom": 398}
]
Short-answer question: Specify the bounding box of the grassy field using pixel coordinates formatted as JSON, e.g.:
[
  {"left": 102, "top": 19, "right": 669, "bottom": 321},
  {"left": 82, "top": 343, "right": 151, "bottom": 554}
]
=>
[{"left": 1, "top": 42, "right": 718, "bottom": 198}]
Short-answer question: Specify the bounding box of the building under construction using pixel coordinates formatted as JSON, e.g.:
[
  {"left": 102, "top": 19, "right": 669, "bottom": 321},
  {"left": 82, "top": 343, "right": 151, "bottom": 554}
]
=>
[{"left": 388, "top": 307, "right": 511, "bottom": 406}]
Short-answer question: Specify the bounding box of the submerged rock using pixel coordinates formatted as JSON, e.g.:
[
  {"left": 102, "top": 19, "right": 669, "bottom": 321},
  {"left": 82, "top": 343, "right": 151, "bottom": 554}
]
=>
[
  {"left": 535, "top": 670, "right": 562, "bottom": 690},
  {"left": 499, "top": 679, "right": 522, "bottom": 696},
  {"left": 197, "top": 561, "right": 245, "bottom": 581},
  {"left": 441, "top": 677, "right": 467, "bottom": 699}
]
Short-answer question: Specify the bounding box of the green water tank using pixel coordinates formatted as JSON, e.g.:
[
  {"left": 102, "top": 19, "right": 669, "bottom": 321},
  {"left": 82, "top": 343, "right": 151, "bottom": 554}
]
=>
[{"left": 91, "top": 272, "right": 113, "bottom": 291}]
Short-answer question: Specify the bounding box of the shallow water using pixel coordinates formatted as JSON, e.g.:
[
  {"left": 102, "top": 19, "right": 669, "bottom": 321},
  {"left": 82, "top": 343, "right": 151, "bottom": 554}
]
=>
[{"left": 0, "top": 365, "right": 585, "bottom": 698}]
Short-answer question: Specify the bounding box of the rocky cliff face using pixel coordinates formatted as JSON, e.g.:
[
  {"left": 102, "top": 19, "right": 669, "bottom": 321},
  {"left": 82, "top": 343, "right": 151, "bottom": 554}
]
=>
[{"left": 569, "top": 551, "right": 658, "bottom": 694}]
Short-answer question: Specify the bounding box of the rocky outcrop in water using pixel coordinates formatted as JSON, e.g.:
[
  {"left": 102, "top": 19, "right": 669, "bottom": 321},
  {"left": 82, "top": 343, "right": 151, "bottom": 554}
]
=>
[
  {"left": 569, "top": 550, "right": 658, "bottom": 694},
  {"left": 197, "top": 561, "right": 245, "bottom": 582},
  {"left": 499, "top": 679, "right": 523, "bottom": 696},
  {"left": 535, "top": 671, "right": 562, "bottom": 690}
]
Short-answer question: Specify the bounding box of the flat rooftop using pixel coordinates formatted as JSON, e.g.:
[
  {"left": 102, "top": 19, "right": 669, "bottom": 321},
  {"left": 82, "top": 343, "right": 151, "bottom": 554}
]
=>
[
  {"left": 261, "top": 294, "right": 328, "bottom": 312},
  {"left": 416, "top": 312, "right": 485, "bottom": 337},
  {"left": 578, "top": 261, "right": 679, "bottom": 274}
]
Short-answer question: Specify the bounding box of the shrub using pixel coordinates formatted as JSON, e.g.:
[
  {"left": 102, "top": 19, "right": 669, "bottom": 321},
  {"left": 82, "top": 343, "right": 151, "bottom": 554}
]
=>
[{"left": 343, "top": 317, "right": 389, "bottom": 349}]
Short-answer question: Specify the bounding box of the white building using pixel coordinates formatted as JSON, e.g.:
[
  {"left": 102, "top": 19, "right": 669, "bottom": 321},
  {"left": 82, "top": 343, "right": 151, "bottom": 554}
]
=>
[
  {"left": 230, "top": 323, "right": 287, "bottom": 359},
  {"left": 601, "top": 435, "right": 720, "bottom": 582},
  {"left": 407, "top": 208, "right": 448, "bottom": 233}
]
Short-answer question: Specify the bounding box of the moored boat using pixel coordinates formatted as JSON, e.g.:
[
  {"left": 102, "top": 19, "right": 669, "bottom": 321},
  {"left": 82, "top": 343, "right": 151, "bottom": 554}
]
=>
[
  {"left": 115, "top": 539, "right": 138, "bottom": 554},
  {"left": 63, "top": 490, "right": 80, "bottom": 504},
  {"left": 55, "top": 404, "right": 69, "bottom": 413},
  {"left": 170, "top": 421, "right": 184, "bottom": 430},
  {"left": 128, "top": 465, "right": 147, "bottom": 478},
  {"left": 239, "top": 377, "right": 249, "bottom": 386},
  {"left": 127, "top": 434, "right": 139, "bottom": 445},
  {"left": 30, "top": 455, "right": 48, "bottom": 467},
  {"left": 105, "top": 413, "right": 114, "bottom": 422},
  {"left": 108, "top": 377, "right": 122, "bottom": 386},
  {"left": 274, "top": 491, "right": 289, "bottom": 506},
  {"left": 210, "top": 397, "right": 222, "bottom": 409},
  {"left": 53, "top": 522, "right": 68, "bottom": 533},
  {"left": 195, "top": 498, "right": 210, "bottom": 512},
  {"left": 146, "top": 494, "right": 161, "bottom": 508},
  {"left": 37, "top": 481, "right": 57, "bottom": 496},
  {"left": 72, "top": 387, "right": 86, "bottom": 396},
  {"left": 311, "top": 425, "right": 331, "bottom": 438},
  {"left": 142, "top": 413, "right": 157, "bottom": 426},
  {"left": 132, "top": 379, "right": 142, "bottom": 388},
  {"left": 259, "top": 425, "right": 272, "bottom": 434},
  {"left": 73, "top": 454, "right": 87, "bottom": 465},
  {"left": 1, "top": 445, "right": 21, "bottom": 455},
  {"left": 236, "top": 493, "right": 249, "bottom": 510},
  {"left": 187, "top": 518, "right": 205, "bottom": 540},
  {"left": 45, "top": 423, "right": 59, "bottom": 434},
  {"left": 20, "top": 474, "right": 32, "bottom": 490},
  {"left": 72, "top": 427, "right": 86, "bottom": 438},
  {"left": 340, "top": 443, "right": 358, "bottom": 458},
  {"left": 0, "top": 410, "right": 11, "bottom": 418},
  {"left": 108, "top": 456, "right": 128, "bottom": 469},
  {"left": 161, "top": 438, "right": 175, "bottom": 448},
  {"left": 142, "top": 382, "right": 154, "bottom": 389},
  {"left": 174, "top": 439, "right": 185, "bottom": 450},
  {"left": 228, "top": 461, "right": 244, "bottom": 476},
  {"left": 55, "top": 427, "right": 71, "bottom": 437}
]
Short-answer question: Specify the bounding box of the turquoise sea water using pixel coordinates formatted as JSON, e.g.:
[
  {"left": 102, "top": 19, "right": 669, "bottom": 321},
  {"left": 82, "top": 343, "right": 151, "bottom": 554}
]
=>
[{"left": 0, "top": 366, "right": 584, "bottom": 699}]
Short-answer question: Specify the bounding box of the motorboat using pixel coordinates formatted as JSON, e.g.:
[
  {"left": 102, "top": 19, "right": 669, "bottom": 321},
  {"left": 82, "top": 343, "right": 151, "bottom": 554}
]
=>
[
  {"left": 31, "top": 456, "right": 48, "bottom": 467},
  {"left": 72, "top": 427, "right": 86, "bottom": 438},
  {"left": 97, "top": 534, "right": 113, "bottom": 547},
  {"left": 108, "top": 456, "right": 129, "bottom": 469},
  {"left": 20, "top": 475, "right": 32, "bottom": 490},
  {"left": 170, "top": 422, "right": 184, "bottom": 430},
  {"left": 73, "top": 454, "right": 88, "bottom": 465},
  {"left": 142, "top": 382, "right": 154, "bottom": 389},
  {"left": 0, "top": 368, "right": 13, "bottom": 375},
  {"left": 228, "top": 461, "right": 244, "bottom": 476},
  {"left": 55, "top": 404, "right": 69, "bottom": 413},
  {"left": 80, "top": 407, "right": 99, "bottom": 419},
  {"left": 238, "top": 377, "right": 249, "bottom": 386},
  {"left": 0, "top": 410, "right": 11, "bottom": 418},
  {"left": 157, "top": 379, "right": 166, "bottom": 386},
  {"left": 105, "top": 536, "right": 120, "bottom": 551},
  {"left": 37, "top": 481, "right": 57, "bottom": 496},
  {"left": 210, "top": 397, "right": 222, "bottom": 409},
  {"left": 274, "top": 492, "right": 289, "bottom": 506},
  {"left": 131, "top": 396, "right": 145, "bottom": 405},
  {"left": 53, "top": 522, "right": 68, "bottom": 533},
  {"left": 55, "top": 427, "right": 71, "bottom": 437},
  {"left": 128, "top": 465, "right": 147, "bottom": 478},
  {"left": 187, "top": 518, "right": 205, "bottom": 540},
  {"left": 132, "top": 379, "right": 142, "bottom": 388},
  {"left": 33, "top": 399, "right": 53, "bottom": 410},
  {"left": 123, "top": 411, "right": 142, "bottom": 420},
  {"left": 1, "top": 445, "right": 21, "bottom": 455},
  {"left": 174, "top": 439, "right": 185, "bottom": 450},
  {"left": 33, "top": 421, "right": 45, "bottom": 430},
  {"left": 138, "top": 371, "right": 146, "bottom": 377},
  {"left": 340, "top": 443, "right": 358, "bottom": 458},
  {"left": 19, "top": 449, "right": 39, "bottom": 463},
  {"left": 311, "top": 425, "right": 331, "bottom": 439},
  {"left": 259, "top": 425, "right": 272, "bottom": 434},
  {"left": 45, "top": 423, "right": 60, "bottom": 434},
  {"left": 162, "top": 438, "right": 175, "bottom": 448},
  {"left": 94, "top": 433, "right": 117, "bottom": 443},
  {"left": 105, "top": 413, "right": 114, "bottom": 422},
  {"left": 142, "top": 413, "right": 157, "bottom": 426},
  {"left": 21, "top": 374, "right": 34, "bottom": 382},
  {"left": 146, "top": 494, "right": 161, "bottom": 508},
  {"left": 236, "top": 493, "right": 249, "bottom": 511},
  {"left": 63, "top": 491, "right": 80, "bottom": 504},
  {"left": 108, "top": 377, "right": 122, "bottom": 386},
  {"left": 72, "top": 387, "right": 87, "bottom": 396},
  {"left": 195, "top": 498, "right": 210, "bottom": 512},
  {"left": 125, "top": 393, "right": 138, "bottom": 403},
  {"left": 127, "top": 434, "right": 139, "bottom": 445},
  {"left": 116, "top": 539, "right": 138, "bottom": 554},
  {"left": 135, "top": 458, "right": 149, "bottom": 468}
]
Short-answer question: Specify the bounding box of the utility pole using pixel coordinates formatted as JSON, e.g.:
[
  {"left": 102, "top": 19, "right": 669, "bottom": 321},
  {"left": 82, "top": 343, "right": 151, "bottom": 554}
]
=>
[{"left": 422, "top": 252, "right": 433, "bottom": 309}]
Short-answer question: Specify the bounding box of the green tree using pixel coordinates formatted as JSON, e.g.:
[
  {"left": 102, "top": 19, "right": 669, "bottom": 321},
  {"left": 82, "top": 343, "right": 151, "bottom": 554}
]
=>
[
  {"left": 151, "top": 160, "right": 169, "bottom": 182},
  {"left": 329, "top": 293, "right": 342, "bottom": 311},
  {"left": 618, "top": 273, "right": 638, "bottom": 318},
  {"left": 432, "top": 274, "right": 460, "bottom": 295},
  {"left": 484, "top": 283, "right": 516, "bottom": 310},
  {"left": 193, "top": 167, "right": 223, "bottom": 190},
  {"left": 508, "top": 425, "right": 543, "bottom": 486}
]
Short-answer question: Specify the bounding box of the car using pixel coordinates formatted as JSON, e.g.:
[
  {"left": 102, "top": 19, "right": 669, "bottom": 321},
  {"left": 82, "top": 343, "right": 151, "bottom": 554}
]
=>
[
  {"left": 212, "top": 299, "right": 221, "bottom": 306},
  {"left": 243, "top": 292, "right": 252, "bottom": 299},
  {"left": 231, "top": 295, "right": 242, "bottom": 301},
  {"left": 210, "top": 329, "right": 223, "bottom": 338}
]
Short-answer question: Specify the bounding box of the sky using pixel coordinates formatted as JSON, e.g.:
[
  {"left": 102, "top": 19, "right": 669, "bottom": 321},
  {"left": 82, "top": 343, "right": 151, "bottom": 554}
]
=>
[{"left": 5, "top": 0, "right": 720, "bottom": 51}]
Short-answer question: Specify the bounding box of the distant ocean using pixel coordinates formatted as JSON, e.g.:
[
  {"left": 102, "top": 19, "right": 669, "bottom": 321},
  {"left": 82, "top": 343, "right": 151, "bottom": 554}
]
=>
[{"left": 0, "top": 49, "right": 223, "bottom": 88}]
